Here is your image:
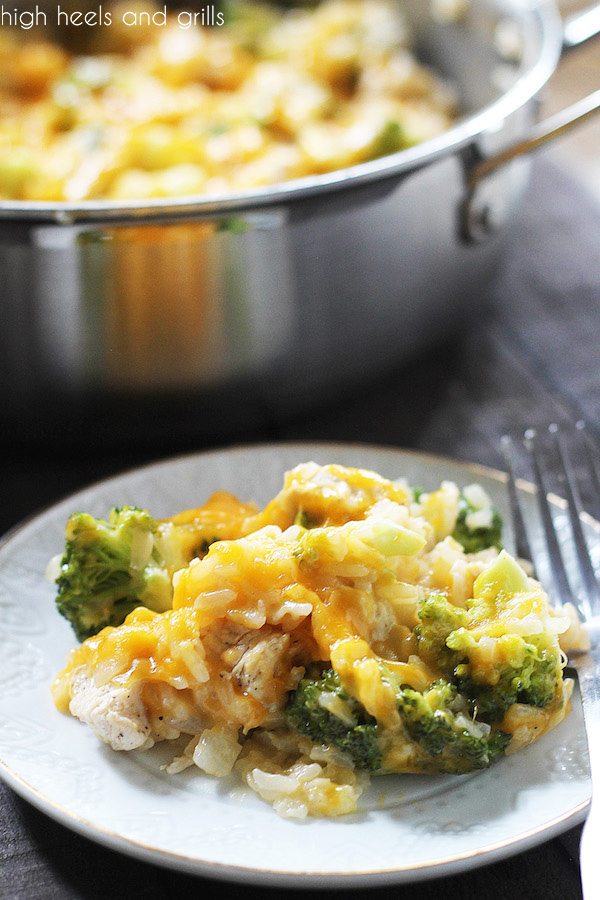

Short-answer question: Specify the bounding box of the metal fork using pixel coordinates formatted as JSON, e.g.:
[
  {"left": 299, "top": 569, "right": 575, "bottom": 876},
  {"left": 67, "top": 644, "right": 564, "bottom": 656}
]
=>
[{"left": 502, "top": 426, "right": 600, "bottom": 900}]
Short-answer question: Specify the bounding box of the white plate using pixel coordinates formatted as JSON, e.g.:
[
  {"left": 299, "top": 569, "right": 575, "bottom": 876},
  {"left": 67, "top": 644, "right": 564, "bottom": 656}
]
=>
[{"left": 0, "top": 442, "right": 593, "bottom": 887}]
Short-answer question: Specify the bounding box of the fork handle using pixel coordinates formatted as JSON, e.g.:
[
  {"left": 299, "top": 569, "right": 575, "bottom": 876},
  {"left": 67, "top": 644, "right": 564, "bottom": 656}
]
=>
[
  {"left": 580, "top": 798, "right": 599, "bottom": 899},
  {"left": 578, "top": 641, "right": 600, "bottom": 899}
]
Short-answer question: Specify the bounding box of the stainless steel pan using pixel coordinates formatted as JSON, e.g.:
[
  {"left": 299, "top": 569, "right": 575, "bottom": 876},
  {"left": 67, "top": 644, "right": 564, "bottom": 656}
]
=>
[{"left": 1, "top": 0, "right": 599, "bottom": 442}]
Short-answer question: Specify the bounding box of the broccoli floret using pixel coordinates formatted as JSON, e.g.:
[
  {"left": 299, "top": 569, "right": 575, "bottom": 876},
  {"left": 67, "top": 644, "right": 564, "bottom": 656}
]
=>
[
  {"left": 455, "top": 645, "right": 562, "bottom": 723},
  {"left": 415, "top": 592, "right": 468, "bottom": 673},
  {"left": 286, "top": 668, "right": 511, "bottom": 775},
  {"left": 396, "top": 679, "right": 511, "bottom": 773},
  {"left": 286, "top": 668, "right": 382, "bottom": 772},
  {"left": 444, "top": 553, "right": 563, "bottom": 721},
  {"left": 452, "top": 492, "right": 503, "bottom": 554},
  {"left": 415, "top": 556, "right": 562, "bottom": 724},
  {"left": 55, "top": 506, "right": 173, "bottom": 641}
]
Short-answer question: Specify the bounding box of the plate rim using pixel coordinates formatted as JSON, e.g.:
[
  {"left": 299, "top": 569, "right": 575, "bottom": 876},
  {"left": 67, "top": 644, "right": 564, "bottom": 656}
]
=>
[{"left": 0, "top": 440, "right": 593, "bottom": 887}]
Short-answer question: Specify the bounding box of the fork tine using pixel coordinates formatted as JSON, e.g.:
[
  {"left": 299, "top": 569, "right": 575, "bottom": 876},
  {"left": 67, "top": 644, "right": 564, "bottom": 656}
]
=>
[
  {"left": 551, "top": 425, "right": 600, "bottom": 619},
  {"left": 501, "top": 435, "right": 534, "bottom": 566},
  {"left": 577, "top": 420, "right": 600, "bottom": 524},
  {"left": 523, "top": 429, "right": 580, "bottom": 614}
]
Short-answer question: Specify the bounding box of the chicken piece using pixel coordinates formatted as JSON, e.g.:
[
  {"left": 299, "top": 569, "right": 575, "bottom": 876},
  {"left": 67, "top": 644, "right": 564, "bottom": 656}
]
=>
[
  {"left": 68, "top": 670, "right": 154, "bottom": 752},
  {"left": 62, "top": 621, "right": 309, "bottom": 752},
  {"left": 229, "top": 629, "right": 305, "bottom": 708}
]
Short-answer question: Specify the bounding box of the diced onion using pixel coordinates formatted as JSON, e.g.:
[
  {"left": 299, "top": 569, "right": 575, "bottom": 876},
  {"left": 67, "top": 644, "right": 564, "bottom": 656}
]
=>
[
  {"left": 45, "top": 553, "right": 63, "bottom": 582},
  {"left": 193, "top": 726, "right": 241, "bottom": 777}
]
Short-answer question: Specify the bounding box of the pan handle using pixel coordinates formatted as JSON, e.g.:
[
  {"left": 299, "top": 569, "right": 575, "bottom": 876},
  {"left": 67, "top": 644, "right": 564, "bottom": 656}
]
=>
[
  {"left": 465, "top": 89, "right": 600, "bottom": 190},
  {"left": 461, "top": 4, "right": 600, "bottom": 242}
]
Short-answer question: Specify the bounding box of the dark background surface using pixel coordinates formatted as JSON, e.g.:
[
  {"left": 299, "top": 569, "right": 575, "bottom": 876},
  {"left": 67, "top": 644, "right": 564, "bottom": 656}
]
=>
[{"left": 1, "top": 162, "right": 599, "bottom": 899}]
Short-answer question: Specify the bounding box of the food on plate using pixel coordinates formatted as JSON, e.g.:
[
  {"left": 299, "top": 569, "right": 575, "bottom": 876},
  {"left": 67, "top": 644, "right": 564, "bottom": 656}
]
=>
[
  {"left": 0, "top": 0, "right": 456, "bottom": 201},
  {"left": 50, "top": 462, "right": 581, "bottom": 818}
]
